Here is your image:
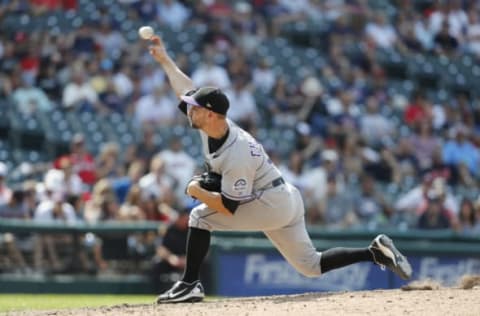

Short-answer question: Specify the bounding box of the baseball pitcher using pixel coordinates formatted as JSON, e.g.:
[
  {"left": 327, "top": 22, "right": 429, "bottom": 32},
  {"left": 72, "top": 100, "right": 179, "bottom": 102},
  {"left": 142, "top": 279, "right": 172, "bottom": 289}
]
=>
[{"left": 146, "top": 35, "right": 412, "bottom": 304}]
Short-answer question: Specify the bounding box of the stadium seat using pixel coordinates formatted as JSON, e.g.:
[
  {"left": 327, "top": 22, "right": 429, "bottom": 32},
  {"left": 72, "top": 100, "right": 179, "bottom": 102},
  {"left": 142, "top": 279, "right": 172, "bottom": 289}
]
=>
[
  {"left": 409, "top": 54, "right": 439, "bottom": 89},
  {"left": 380, "top": 52, "right": 408, "bottom": 79},
  {"left": 8, "top": 107, "right": 45, "bottom": 151}
]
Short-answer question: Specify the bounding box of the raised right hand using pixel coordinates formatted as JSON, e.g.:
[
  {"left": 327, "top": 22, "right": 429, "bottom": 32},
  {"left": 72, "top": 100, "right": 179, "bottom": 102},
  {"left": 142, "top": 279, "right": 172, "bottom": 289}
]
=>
[{"left": 148, "top": 35, "right": 169, "bottom": 63}]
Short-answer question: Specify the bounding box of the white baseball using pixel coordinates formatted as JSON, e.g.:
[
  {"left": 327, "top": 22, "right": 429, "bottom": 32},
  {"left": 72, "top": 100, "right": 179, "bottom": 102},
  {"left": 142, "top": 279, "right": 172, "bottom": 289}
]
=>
[{"left": 138, "top": 26, "right": 154, "bottom": 40}]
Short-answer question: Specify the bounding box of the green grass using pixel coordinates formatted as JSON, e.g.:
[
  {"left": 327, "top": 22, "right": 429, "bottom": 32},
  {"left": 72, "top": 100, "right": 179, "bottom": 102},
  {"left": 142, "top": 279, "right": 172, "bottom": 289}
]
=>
[{"left": 0, "top": 294, "right": 154, "bottom": 313}]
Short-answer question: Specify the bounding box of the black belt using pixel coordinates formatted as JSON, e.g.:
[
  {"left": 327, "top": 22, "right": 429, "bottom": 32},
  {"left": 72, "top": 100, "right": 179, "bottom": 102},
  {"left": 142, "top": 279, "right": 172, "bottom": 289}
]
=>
[{"left": 271, "top": 177, "right": 285, "bottom": 187}]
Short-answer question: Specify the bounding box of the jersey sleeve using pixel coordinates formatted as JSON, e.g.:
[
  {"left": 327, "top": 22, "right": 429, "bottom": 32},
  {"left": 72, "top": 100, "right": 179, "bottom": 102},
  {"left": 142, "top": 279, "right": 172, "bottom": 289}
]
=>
[{"left": 221, "top": 151, "right": 256, "bottom": 201}]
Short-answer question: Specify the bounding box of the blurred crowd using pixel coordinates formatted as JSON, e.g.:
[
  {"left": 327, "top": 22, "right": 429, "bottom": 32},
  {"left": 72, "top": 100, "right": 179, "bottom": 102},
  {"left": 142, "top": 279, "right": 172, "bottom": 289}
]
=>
[{"left": 2, "top": 0, "right": 480, "bottom": 275}]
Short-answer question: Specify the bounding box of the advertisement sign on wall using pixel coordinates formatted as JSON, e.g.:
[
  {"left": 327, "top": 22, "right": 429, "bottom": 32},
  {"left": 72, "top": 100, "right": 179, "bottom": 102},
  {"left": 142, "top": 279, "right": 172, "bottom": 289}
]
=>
[{"left": 215, "top": 252, "right": 480, "bottom": 296}]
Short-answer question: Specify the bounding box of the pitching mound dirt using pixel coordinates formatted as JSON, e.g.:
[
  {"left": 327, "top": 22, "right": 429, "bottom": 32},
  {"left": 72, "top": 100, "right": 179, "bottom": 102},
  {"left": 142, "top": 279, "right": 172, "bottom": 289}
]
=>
[
  {"left": 458, "top": 274, "right": 480, "bottom": 289},
  {"left": 401, "top": 279, "right": 443, "bottom": 291},
  {"left": 8, "top": 287, "right": 480, "bottom": 316}
]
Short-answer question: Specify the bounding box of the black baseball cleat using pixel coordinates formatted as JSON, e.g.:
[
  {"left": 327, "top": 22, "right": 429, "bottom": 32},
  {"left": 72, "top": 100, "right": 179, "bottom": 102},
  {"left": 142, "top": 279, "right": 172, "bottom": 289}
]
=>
[
  {"left": 369, "top": 234, "right": 412, "bottom": 280},
  {"left": 156, "top": 280, "right": 205, "bottom": 304}
]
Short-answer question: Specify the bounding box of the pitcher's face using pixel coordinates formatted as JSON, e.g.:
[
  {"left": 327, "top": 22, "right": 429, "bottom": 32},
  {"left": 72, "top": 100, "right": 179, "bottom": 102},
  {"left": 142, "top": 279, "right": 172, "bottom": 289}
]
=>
[{"left": 187, "top": 104, "right": 208, "bottom": 129}]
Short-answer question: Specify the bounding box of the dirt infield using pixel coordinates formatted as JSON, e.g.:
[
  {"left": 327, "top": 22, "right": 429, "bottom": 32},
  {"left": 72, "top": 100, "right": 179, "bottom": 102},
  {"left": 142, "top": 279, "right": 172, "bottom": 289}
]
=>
[{"left": 8, "top": 287, "right": 480, "bottom": 316}]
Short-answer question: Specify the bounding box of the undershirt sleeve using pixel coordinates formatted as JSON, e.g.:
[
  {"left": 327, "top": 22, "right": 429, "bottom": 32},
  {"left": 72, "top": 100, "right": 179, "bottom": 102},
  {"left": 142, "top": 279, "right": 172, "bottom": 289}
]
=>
[{"left": 221, "top": 194, "right": 240, "bottom": 214}]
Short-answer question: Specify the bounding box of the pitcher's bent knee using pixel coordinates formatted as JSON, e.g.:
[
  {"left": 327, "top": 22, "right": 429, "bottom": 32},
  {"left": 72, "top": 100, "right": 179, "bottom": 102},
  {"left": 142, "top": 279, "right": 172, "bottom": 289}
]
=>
[
  {"left": 290, "top": 253, "right": 322, "bottom": 278},
  {"left": 296, "top": 265, "right": 322, "bottom": 278}
]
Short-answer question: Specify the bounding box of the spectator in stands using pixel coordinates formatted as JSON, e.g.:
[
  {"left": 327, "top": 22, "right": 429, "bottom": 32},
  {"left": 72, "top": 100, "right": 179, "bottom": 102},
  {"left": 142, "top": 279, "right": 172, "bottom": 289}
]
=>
[
  {"left": 135, "top": 84, "right": 177, "bottom": 127},
  {"left": 365, "top": 12, "right": 399, "bottom": 50},
  {"left": 443, "top": 124, "right": 480, "bottom": 177},
  {"left": 20, "top": 45, "right": 40, "bottom": 80},
  {"left": 0, "top": 162, "right": 12, "bottom": 206},
  {"left": 0, "top": 188, "right": 29, "bottom": 219},
  {"left": 202, "top": 18, "right": 234, "bottom": 53},
  {"left": 302, "top": 149, "right": 344, "bottom": 217},
  {"left": 83, "top": 179, "right": 119, "bottom": 223},
  {"left": 205, "top": 0, "right": 232, "bottom": 19},
  {"left": 466, "top": 10, "right": 480, "bottom": 58},
  {"left": 12, "top": 74, "right": 52, "bottom": 115},
  {"left": 138, "top": 155, "right": 175, "bottom": 207},
  {"left": 54, "top": 134, "right": 97, "bottom": 187},
  {"left": 414, "top": 12, "right": 434, "bottom": 51},
  {"left": 34, "top": 191, "right": 77, "bottom": 222},
  {"left": 267, "top": 75, "right": 298, "bottom": 127},
  {"left": 191, "top": 46, "right": 231, "bottom": 89},
  {"left": 118, "top": 184, "right": 155, "bottom": 261},
  {"left": 224, "top": 76, "right": 258, "bottom": 131},
  {"left": 129, "top": 126, "right": 160, "bottom": 168},
  {"left": 112, "top": 64, "right": 134, "bottom": 100},
  {"left": 158, "top": 139, "right": 196, "bottom": 207},
  {"left": 396, "top": 14, "right": 424, "bottom": 54},
  {"left": 93, "top": 19, "right": 126, "bottom": 58},
  {"left": 297, "top": 76, "right": 329, "bottom": 137},
  {"left": 352, "top": 173, "right": 392, "bottom": 228},
  {"left": 71, "top": 23, "right": 96, "bottom": 55},
  {"left": 56, "top": 156, "right": 83, "bottom": 198},
  {"left": 152, "top": 207, "right": 189, "bottom": 291},
  {"left": 139, "top": 63, "right": 166, "bottom": 96},
  {"left": 338, "top": 134, "right": 363, "bottom": 182},
  {"left": 417, "top": 191, "right": 452, "bottom": 230},
  {"left": 294, "top": 122, "right": 322, "bottom": 163},
  {"left": 404, "top": 90, "right": 431, "bottom": 127},
  {"left": 99, "top": 80, "right": 127, "bottom": 113},
  {"left": 360, "top": 96, "right": 393, "bottom": 146},
  {"left": 33, "top": 192, "right": 78, "bottom": 272},
  {"left": 62, "top": 70, "right": 99, "bottom": 112},
  {"left": 279, "top": 151, "right": 308, "bottom": 194},
  {"left": 409, "top": 121, "right": 442, "bottom": 171},
  {"left": 473, "top": 198, "right": 480, "bottom": 234},
  {"left": 264, "top": 0, "right": 307, "bottom": 36},
  {"left": 231, "top": 1, "right": 267, "bottom": 54},
  {"left": 96, "top": 142, "right": 124, "bottom": 180},
  {"left": 157, "top": 0, "right": 190, "bottom": 30},
  {"left": 37, "top": 61, "right": 63, "bottom": 100},
  {"left": 118, "top": 184, "right": 145, "bottom": 221},
  {"left": 423, "top": 147, "right": 451, "bottom": 183},
  {"left": 311, "top": 175, "right": 356, "bottom": 228},
  {"left": 226, "top": 47, "right": 251, "bottom": 81},
  {"left": 362, "top": 145, "right": 399, "bottom": 184},
  {"left": 128, "top": 0, "right": 157, "bottom": 21},
  {"left": 456, "top": 198, "right": 476, "bottom": 234},
  {"left": 393, "top": 137, "right": 419, "bottom": 183},
  {"left": 111, "top": 160, "right": 145, "bottom": 204},
  {"left": 329, "top": 89, "right": 361, "bottom": 136},
  {"left": 252, "top": 58, "right": 275, "bottom": 93},
  {"left": 433, "top": 21, "right": 459, "bottom": 57},
  {"left": 429, "top": 0, "right": 468, "bottom": 43},
  {"left": 0, "top": 189, "right": 30, "bottom": 272},
  {"left": 419, "top": 176, "right": 458, "bottom": 217},
  {"left": 397, "top": 175, "right": 459, "bottom": 229}
]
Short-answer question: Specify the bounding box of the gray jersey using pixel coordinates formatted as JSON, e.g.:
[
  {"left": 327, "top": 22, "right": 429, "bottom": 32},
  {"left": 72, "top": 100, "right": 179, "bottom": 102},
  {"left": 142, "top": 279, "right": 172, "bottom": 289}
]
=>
[
  {"left": 191, "top": 119, "right": 322, "bottom": 278},
  {"left": 199, "top": 119, "right": 282, "bottom": 202}
]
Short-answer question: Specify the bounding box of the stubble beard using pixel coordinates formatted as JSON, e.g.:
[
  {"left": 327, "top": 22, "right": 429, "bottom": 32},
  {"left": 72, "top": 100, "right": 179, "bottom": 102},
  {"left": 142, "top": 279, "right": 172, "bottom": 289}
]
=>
[{"left": 188, "top": 113, "right": 200, "bottom": 129}]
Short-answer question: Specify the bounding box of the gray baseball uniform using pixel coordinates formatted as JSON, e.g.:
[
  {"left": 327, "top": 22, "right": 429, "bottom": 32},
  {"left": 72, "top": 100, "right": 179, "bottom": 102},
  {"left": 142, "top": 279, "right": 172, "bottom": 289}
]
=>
[{"left": 190, "top": 119, "right": 322, "bottom": 277}]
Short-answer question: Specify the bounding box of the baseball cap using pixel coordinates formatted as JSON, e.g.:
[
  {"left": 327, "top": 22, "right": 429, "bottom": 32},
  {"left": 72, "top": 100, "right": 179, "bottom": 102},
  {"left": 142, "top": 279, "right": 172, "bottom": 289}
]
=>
[{"left": 179, "top": 87, "right": 229, "bottom": 115}]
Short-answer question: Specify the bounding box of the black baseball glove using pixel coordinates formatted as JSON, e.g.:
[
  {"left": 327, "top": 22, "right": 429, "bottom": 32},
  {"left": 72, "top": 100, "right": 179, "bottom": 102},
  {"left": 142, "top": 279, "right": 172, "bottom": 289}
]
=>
[{"left": 189, "top": 172, "right": 222, "bottom": 193}]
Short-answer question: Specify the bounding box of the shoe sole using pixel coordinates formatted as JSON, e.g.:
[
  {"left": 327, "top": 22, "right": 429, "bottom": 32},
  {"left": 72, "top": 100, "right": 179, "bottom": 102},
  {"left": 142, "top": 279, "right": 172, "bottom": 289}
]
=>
[
  {"left": 157, "top": 293, "right": 205, "bottom": 304},
  {"left": 377, "top": 234, "right": 412, "bottom": 280}
]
